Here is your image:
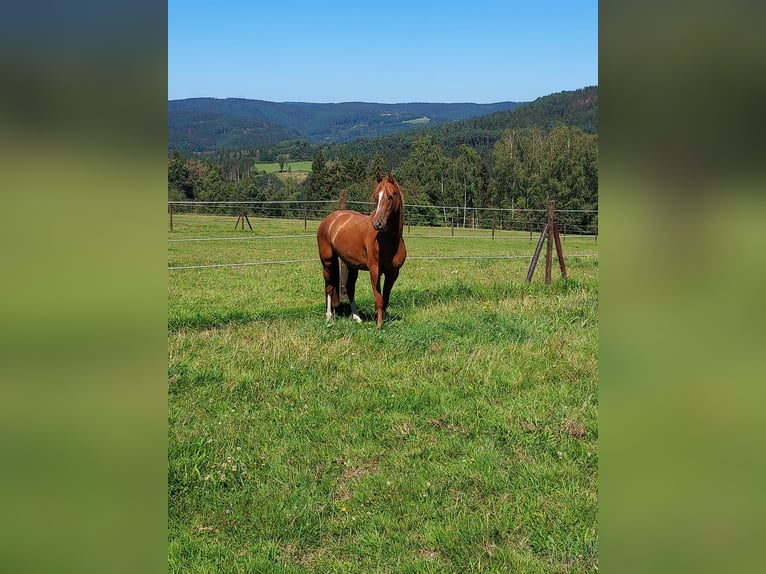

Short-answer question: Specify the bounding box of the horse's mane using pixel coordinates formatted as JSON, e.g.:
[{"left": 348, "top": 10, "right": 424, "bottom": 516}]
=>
[{"left": 374, "top": 172, "right": 404, "bottom": 204}]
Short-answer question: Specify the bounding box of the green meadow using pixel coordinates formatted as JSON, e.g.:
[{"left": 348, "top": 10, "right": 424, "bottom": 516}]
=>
[
  {"left": 169, "top": 214, "right": 598, "bottom": 572},
  {"left": 253, "top": 161, "right": 313, "bottom": 174}
]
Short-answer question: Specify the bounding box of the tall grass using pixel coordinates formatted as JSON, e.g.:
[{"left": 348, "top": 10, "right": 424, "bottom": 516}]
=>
[{"left": 169, "top": 215, "right": 598, "bottom": 572}]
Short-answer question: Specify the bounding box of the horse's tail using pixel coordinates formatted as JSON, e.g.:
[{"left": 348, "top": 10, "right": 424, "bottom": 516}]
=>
[{"left": 329, "top": 253, "right": 340, "bottom": 307}]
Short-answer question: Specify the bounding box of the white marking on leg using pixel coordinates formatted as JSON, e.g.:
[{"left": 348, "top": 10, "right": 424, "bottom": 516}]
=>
[
  {"left": 349, "top": 299, "right": 362, "bottom": 323},
  {"left": 325, "top": 293, "right": 334, "bottom": 321}
]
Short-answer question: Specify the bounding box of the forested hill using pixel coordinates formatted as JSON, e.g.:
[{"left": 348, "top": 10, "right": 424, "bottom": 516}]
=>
[
  {"left": 456, "top": 85, "right": 597, "bottom": 135},
  {"left": 169, "top": 86, "right": 598, "bottom": 228},
  {"left": 326, "top": 86, "right": 598, "bottom": 164},
  {"left": 168, "top": 99, "right": 522, "bottom": 152}
]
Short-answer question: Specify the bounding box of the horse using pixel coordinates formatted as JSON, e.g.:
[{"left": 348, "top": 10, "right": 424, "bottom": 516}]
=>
[{"left": 317, "top": 174, "right": 407, "bottom": 327}]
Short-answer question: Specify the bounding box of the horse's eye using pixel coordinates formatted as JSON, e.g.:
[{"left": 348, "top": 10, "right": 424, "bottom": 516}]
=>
[{"left": 387, "top": 195, "right": 393, "bottom": 201}]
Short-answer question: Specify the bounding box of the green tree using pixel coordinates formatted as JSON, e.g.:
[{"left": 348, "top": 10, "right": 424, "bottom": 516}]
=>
[
  {"left": 168, "top": 150, "right": 195, "bottom": 200},
  {"left": 342, "top": 155, "right": 367, "bottom": 186},
  {"left": 453, "top": 144, "right": 482, "bottom": 226},
  {"left": 304, "top": 151, "right": 328, "bottom": 201},
  {"left": 304, "top": 151, "right": 345, "bottom": 210},
  {"left": 277, "top": 153, "right": 291, "bottom": 172},
  {"left": 492, "top": 127, "right": 545, "bottom": 225},
  {"left": 492, "top": 125, "right": 597, "bottom": 229},
  {"left": 396, "top": 135, "right": 451, "bottom": 206},
  {"left": 367, "top": 152, "right": 388, "bottom": 179}
]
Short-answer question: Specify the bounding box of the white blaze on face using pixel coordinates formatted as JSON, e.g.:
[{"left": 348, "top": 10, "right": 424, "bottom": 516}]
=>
[{"left": 374, "top": 189, "right": 384, "bottom": 218}]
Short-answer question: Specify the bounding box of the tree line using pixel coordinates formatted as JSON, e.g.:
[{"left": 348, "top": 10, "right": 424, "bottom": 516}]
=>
[{"left": 168, "top": 123, "right": 597, "bottom": 231}]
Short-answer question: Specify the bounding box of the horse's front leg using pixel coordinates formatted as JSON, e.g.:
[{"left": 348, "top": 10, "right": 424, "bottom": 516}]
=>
[
  {"left": 369, "top": 265, "right": 385, "bottom": 327},
  {"left": 381, "top": 268, "right": 400, "bottom": 321}
]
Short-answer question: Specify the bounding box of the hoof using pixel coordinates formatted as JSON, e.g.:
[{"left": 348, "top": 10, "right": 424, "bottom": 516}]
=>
[{"left": 351, "top": 314, "right": 362, "bottom": 323}]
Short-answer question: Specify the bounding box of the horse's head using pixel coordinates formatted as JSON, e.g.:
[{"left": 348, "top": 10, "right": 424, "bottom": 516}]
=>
[{"left": 372, "top": 173, "right": 403, "bottom": 232}]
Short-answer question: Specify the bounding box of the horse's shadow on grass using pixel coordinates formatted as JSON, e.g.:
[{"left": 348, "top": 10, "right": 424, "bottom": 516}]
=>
[
  {"left": 329, "top": 303, "right": 404, "bottom": 325},
  {"left": 169, "top": 301, "right": 405, "bottom": 333},
  {"left": 169, "top": 279, "right": 573, "bottom": 333}
]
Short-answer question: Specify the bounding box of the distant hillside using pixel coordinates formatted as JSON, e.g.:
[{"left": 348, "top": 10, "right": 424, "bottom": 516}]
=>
[
  {"left": 325, "top": 86, "right": 598, "bottom": 164},
  {"left": 168, "top": 111, "right": 303, "bottom": 151},
  {"left": 461, "top": 85, "right": 597, "bottom": 134},
  {"left": 168, "top": 98, "right": 522, "bottom": 152}
]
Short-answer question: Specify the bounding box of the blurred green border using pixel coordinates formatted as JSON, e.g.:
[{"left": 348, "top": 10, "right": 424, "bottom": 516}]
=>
[
  {"left": 0, "top": 3, "right": 168, "bottom": 573},
  {"left": 600, "top": 2, "right": 766, "bottom": 573},
  {"left": 2, "top": 1, "right": 765, "bottom": 572}
]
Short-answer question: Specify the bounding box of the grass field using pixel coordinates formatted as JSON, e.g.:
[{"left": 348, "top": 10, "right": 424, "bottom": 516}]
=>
[
  {"left": 403, "top": 117, "right": 431, "bottom": 125},
  {"left": 168, "top": 214, "right": 598, "bottom": 572},
  {"left": 254, "top": 161, "right": 313, "bottom": 174}
]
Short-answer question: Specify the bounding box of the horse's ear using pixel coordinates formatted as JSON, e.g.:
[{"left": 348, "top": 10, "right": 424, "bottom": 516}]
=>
[
  {"left": 387, "top": 171, "right": 395, "bottom": 183},
  {"left": 376, "top": 172, "right": 382, "bottom": 183}
]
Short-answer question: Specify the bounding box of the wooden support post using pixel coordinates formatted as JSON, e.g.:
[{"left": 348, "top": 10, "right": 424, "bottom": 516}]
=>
[
  {"left": 169, "top": 203, "right": 173, "bottom": 230},
  {"left": 545, "top": 201, "right": 554, "bottom": 284},
  {"left": 451, "top": 218, "right": 455, "bottom": 237},
  {"left": 553, "top": 223, "right": 568, "bottom": 279},
  {"left": 304, "top": 206, "right": 307, "bottom": 231},
  {"left": 526, "top": 223, "right": 549, "bottom": 282},
  {"left": 526, "top": 200, "right": 568, "bottom": 283},
  {"left": 234, "top": 206, "right": 253, "bottom": 230}
]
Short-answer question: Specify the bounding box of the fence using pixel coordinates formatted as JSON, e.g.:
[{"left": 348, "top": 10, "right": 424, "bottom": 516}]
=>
[{"left": 168, "top": 200, "right": 598, "bottom": 238}]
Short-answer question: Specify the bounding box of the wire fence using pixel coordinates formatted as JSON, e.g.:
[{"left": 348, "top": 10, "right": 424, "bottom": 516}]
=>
[
  {"left": 168, "top": 199, "right": 598, "bottom": 237},
  {"left": 168, "top": 199, "right": 598, "bottom": 272},
  {"left": 168, "top": 254, "right": 598, "bottom": 271}
]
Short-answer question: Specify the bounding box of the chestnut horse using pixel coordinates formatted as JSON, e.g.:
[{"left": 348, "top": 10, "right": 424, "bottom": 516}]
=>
[{"left": 317, "top": 174, "right": 407, "bottom": 327}]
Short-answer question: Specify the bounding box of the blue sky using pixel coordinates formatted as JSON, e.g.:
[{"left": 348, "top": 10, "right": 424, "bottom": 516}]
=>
[{"left": 168, "top": 1, "right": 597, "bottom": 104}]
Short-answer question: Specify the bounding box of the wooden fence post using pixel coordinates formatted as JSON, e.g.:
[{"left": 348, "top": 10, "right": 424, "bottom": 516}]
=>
[
  {"left": 234, "top": 206, "right": 252, "bottom": 230},
  {"left": 526, "top": 200, "right": 567, "bottom": 283}
]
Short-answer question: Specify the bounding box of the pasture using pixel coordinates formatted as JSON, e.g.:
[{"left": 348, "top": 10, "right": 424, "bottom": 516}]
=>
[
  {"left": 168, "top": 214, "right": 598, "bottom": 572},
  {"left": 253, "top": 161, "right": 314, "bottom": 174}
]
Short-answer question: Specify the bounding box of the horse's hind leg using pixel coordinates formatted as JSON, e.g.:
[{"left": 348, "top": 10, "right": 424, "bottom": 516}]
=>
[
  {"left": 345, "top": 268, "right": 362, "bottom": 323},
  {"left": 320, "top": 253, "right": 340, "bottom": 322}
]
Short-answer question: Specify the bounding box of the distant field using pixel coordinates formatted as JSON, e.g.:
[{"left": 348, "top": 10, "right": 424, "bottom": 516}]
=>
[
  {"left": 254, "top": 161, "right": 313, "bottom": 173},
  {"left": 403, "top": 116, "right": 430, "bottom": 125},
  {"left": 168, "top": 215, "right": 598, "bottom": 572}
]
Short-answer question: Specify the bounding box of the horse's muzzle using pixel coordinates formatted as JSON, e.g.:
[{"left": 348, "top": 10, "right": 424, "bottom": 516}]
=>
[{"left": 372, "top": 221, "right": 384, "bottom": 231}]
